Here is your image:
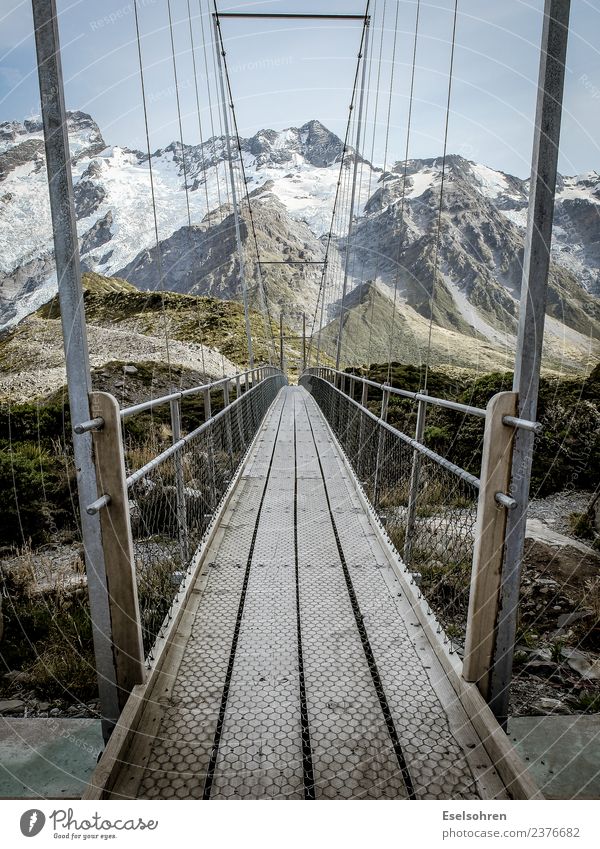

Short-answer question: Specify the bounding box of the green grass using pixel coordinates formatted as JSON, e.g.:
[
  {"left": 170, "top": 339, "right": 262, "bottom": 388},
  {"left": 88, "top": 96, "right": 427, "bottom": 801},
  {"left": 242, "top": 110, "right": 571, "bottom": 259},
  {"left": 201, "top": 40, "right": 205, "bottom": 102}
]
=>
[
  {"left": 0, "top": 560, "right": 96, "bottom": 702},
  {"left": 39, "top": 272, "right": 302, "bottom": 368}
]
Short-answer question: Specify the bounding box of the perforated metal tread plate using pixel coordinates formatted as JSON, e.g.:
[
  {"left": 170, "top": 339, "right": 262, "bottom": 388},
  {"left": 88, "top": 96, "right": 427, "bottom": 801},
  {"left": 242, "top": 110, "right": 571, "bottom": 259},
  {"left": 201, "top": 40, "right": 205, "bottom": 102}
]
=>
[{"left": 127, "top": 386, "right": 507, "bottom": 800}]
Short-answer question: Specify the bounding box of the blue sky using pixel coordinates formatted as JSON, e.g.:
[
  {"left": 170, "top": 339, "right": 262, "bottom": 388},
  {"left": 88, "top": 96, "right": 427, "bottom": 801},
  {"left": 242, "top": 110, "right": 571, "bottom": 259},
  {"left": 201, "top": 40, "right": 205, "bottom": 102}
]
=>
[{"left": 1, "top": 0, "right": 599, "bottom": 178}]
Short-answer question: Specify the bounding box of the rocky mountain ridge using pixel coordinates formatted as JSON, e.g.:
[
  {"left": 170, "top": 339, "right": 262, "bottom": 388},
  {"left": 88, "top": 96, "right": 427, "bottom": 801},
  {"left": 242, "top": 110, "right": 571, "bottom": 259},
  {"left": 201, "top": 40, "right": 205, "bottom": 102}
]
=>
[{"left": 1, "top": 111, "right": 599, "bottom": 372}]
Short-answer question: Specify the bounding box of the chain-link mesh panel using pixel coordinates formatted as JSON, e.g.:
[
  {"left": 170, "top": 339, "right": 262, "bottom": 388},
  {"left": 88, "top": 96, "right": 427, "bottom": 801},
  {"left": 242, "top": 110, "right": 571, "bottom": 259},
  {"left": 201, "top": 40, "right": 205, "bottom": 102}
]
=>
[
  {"left": 301, "top": 373, "right": 478, "bottom": 644},
  {"left": 127, "top": 375, "right": 286, "bottom": 656}
]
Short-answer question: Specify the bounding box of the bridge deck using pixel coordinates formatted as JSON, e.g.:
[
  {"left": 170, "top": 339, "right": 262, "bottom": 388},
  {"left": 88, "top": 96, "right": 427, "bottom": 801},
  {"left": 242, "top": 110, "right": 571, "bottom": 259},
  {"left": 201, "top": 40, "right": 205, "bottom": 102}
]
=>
[{"left": 102, "top": 386, "right": 511, "bottom": 800}]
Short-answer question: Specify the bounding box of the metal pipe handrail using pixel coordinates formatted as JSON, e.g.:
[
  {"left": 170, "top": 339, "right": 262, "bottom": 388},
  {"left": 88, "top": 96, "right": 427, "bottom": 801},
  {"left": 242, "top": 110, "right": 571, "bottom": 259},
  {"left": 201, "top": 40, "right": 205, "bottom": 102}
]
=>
[
  {"left": 304, "top": 367, "right": 487, "bottom": 418},
  {"left": 305, "top": 367, "right": 542, "bottom": 431},
  {"left": 307, "top": 373, "right": 481, "bottom": 490},
  {"left": 119, "top": 366, "right": 274, "bottom": 420},
  {"left": 124, "top": 373, "right": 280, "bottom": 490}
]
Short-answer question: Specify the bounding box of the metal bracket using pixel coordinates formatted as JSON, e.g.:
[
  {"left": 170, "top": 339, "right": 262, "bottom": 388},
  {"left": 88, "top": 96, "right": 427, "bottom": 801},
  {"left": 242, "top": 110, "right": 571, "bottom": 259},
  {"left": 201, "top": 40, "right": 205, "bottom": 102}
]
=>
[
  {"left": 495, "top": 492, "right": 517, "bottom": 510},
  {"left": 87, "top": 493, "right": 111, "bottom": 516},
  {"left": 74, "top": 417, "right": 105, "bottom": 434},
  {"left": 502, "top": 415, "right": 542, "bottom": 434}
]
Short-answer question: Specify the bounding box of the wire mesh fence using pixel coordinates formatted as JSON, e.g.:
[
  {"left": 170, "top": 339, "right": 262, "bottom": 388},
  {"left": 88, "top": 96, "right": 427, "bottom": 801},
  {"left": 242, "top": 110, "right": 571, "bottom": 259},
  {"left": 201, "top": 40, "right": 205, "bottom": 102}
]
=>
[
  {"left": 125, "top": 373, "right": 286, "bottom": 656},
  {"left": 301, "top": 372, "right": 479, "bottom": 644}
]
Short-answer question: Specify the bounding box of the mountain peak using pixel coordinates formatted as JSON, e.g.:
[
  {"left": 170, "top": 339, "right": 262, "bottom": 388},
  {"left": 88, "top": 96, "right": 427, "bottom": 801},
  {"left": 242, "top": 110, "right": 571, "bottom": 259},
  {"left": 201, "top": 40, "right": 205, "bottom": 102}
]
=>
[
  {"left": 243, "top": 120, "right": 346, "bottom": 168},
  {"left": 0, "top": 110, "right": 105, "bottom": 157}
]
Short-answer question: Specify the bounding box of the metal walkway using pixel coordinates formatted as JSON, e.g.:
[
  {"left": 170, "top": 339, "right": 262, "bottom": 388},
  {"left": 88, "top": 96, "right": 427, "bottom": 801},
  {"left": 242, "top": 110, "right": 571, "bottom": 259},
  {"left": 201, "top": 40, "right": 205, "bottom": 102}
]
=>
[{"left": 93, "top": 387, "right": 513, "bottom": 800}]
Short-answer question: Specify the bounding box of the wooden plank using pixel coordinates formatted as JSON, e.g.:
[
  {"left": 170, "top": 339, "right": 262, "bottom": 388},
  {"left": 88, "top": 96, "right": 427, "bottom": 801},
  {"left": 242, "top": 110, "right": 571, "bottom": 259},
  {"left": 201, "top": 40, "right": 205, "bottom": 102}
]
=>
[
  {"left": 91, "top": 392, "right": 145, "bottom": 707},
  {"left": 463, "top": 391, "right": 517, "bottom": 697}
]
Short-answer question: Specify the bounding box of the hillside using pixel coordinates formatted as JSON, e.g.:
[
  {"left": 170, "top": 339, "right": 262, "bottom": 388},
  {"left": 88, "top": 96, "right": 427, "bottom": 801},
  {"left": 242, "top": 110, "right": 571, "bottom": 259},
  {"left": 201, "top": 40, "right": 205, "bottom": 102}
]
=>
[
  {"left": 0, "top": 272, "right": 301, "bottom": 402},
  {"left": 318, "top": 280, "right": 599, "bottom": 375}
]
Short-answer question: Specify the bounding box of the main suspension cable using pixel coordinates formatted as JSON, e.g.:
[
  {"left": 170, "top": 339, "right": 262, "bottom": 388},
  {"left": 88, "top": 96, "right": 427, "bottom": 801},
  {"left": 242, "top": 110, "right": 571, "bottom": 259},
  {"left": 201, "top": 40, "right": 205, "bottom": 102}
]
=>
[
  {"left": 362, "top": 0, "right": 388, "bottom": 368},
  {"left": 198, "top": 0, "right": 226, "bottom": 220},
  {"left": 187, "top": 0, "right": 212, "bottom": 224}
]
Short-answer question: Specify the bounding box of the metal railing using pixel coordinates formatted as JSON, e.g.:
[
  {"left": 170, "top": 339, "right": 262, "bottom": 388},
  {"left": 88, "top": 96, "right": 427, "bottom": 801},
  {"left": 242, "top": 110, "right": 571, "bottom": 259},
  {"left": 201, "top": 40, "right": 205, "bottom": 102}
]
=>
[
  {"left": 300, "top": 367, "right": 539, "bottom": 703},
  {"left": 75, "top": 366, "right": 286, "bottom": 680},
  {"left": 301, "top": 369, "right": 478, "bottom": 628}
]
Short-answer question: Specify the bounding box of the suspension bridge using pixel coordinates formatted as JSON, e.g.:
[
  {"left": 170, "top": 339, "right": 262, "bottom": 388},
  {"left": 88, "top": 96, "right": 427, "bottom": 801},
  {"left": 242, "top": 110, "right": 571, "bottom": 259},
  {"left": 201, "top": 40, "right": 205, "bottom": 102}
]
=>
[{"left": 28, "top": 0, "right": 573, "bottom": 800}]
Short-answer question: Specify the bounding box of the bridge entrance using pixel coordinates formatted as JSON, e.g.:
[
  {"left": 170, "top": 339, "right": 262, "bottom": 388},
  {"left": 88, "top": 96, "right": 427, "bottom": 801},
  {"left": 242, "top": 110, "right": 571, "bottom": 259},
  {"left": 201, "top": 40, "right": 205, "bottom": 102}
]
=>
[{"left": 85, "top": 387, "right": 536, "bottom": 800}]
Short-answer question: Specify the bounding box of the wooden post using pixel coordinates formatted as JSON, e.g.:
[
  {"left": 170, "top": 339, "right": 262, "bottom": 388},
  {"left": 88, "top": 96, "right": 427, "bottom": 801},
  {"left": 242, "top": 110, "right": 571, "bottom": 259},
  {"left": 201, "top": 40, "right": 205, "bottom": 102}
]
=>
[
  {"left": 90, "top": 392, "right": 145, "bottom": 707},
  {"left": 463, "top": 391, "right": 518, "bottom": 699}
]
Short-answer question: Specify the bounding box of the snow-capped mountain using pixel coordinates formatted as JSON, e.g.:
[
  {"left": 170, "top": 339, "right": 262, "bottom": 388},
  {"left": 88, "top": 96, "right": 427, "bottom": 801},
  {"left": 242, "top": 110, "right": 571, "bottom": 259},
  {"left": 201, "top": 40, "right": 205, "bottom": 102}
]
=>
[
  {"left": 345, "top": 155, "right": 600, "bottom": 359},
  {"left": 0, "top": 111, "right": 598, "bottom": 371},
  {"left": 0, "top": 113, "right": 370, "bottom": 327}
]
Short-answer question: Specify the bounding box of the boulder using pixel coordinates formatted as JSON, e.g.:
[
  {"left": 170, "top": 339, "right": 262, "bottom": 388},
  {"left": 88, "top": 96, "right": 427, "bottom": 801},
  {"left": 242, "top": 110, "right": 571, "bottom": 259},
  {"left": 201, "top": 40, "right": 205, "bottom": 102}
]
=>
[
  {"left": 531, "top": 697, "right": 572, "bottom": 715},
  {"left": 563, "top": 648, "right": 600, "bottom": 681},
  {"left": 0, "top": 699, "right": 25, "bottom": 714},
  {"left": 524, "top": 521, "right": 600, "bottom": 590}
]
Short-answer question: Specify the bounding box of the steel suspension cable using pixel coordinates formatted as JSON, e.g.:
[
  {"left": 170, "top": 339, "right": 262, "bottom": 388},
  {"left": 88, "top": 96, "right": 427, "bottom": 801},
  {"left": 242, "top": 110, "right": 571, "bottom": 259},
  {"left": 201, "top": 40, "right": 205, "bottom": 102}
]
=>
[
  {"left": 344, "top": 0, "right": 379, "bottom": 369},
  {"left": 211, "top": 19, "right": 232, "bottom": 213},
  {"left": 132, "top": 0, "right": 172, "bottom": 381},
  {"left": 202, "top": 0, "right": 231, "bottom": 216},
  {"left": 166, "top": 0, "right": 208, "bottom": 377},
  {"left": 212, "top": 6, "right": 254, "bottom": 367},
  {"left": 310, "top": 11, "right": 371, "bottom": 367},
  {"left": 167, "top": 0, "right": 192, "bottom": 229},
  {"left": 187, "top": 0, "right": 212, "bottom": 224},
  {"left": 333, "top": 112, "right": 356, "bottom": 317},
  {"left": 353, "top": 0, "right": 385, "bottom": 346},
  {"left": 198, "top": 0, "right": 226, "bottom": 220},
  {"left": 423, "top": 0, "right": 459, "bottom": 393},
  {"left": 386, "top": 0, "right": 421, "bottom": 383},
  {"left": 186, "top": 0, "right": 215, "bottom": 376},
  {"left": 213, "top": 9, "right": 276, "bottom": 362},
  {"left": 365, "top": 0, "right": 400, "bottom": 368},
  {"left": 334, "top": 10, "right": 371, "bottom": 370},
  {"left": 362, "top": 0, "right": 389, "bottom": 367}
]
